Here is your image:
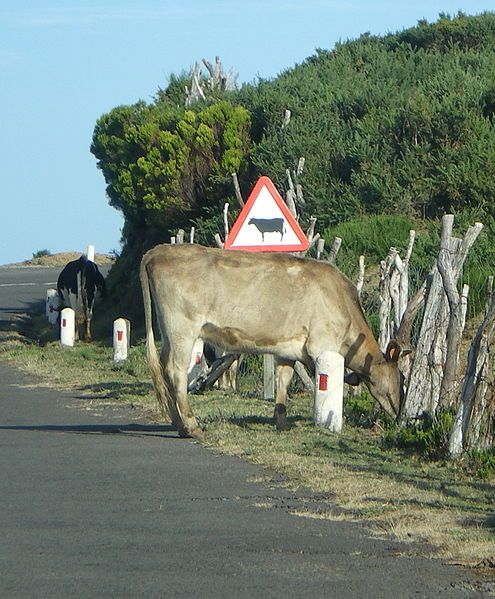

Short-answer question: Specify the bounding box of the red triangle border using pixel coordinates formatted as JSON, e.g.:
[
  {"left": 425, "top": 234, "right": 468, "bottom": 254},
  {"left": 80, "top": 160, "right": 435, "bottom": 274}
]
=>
[{"left": 224, "top": 176, "right": 309, "bottom": 252}]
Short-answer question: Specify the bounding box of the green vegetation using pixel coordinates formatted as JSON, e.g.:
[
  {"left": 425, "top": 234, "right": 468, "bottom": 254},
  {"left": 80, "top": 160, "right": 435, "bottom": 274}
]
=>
[{"left": 91, "top": 12, "right": 495, "bottom": 324}]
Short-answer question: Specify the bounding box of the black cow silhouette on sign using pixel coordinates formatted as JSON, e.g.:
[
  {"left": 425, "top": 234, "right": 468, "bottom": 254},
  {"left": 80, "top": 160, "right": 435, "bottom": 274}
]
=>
[{"left": 248, "top": 217, "right": 285, "bottom": 242}]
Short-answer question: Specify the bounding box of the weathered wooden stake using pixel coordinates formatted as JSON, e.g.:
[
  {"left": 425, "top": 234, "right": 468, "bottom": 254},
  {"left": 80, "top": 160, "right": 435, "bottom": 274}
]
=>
[
  {"left": 327, "top": 237, "right": 342, "bottom": 265},
  {"left": 231, "top": 172, "right": 244, "bottom": 207},
  {"left": 223, "top": 203, "right": 230, "bottom": 240},
  {"left": 356, "top": 256, "right": 365, "bottom": 297},
  {"left": 316, "top": 238, "right": 325, "bottom": 261}
]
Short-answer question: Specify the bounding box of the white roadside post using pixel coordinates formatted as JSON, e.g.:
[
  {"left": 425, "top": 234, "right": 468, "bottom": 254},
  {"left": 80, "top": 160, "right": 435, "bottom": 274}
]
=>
[
  {"left": 86, "top": 244, "right": 95, "bottom": 262},
  {"left": 188, "top": 338, "right": 207, "bottom": 386},
  {"left": 313, "top": 351, "right": 344, "bottom": 433},
  {"left": 113, "top": 318, "right": 131, "bottom": 362},
  {"left": 60, "top": 307, "right": 75, "bottom": 347},
  {"left": 46, "top": 289, "right": 59, "bottom": 324}
]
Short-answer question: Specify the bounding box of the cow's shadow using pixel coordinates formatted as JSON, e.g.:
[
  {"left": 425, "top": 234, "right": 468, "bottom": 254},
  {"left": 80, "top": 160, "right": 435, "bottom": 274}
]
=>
[
  {"left": 223, "top": 414, "right": 309, "bottom": 429},
  {"left": 76, "top": 381, "right": 153, "bottom": 401},
  {"left": 0, "top": 422, "right": 177, "bottom": 439}
]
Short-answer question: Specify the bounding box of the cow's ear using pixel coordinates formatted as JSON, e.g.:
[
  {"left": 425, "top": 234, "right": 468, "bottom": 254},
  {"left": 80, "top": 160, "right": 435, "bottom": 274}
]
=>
[
  {"left": 385, "top": 340, "right": 401, "bottom": 363},
  {"left": 344, "top": 372, "right": 362, "bottom": 387}
]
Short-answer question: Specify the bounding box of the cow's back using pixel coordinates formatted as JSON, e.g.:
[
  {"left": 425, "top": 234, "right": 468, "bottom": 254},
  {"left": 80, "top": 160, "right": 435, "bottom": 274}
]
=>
[{"left": 142, "top": 244, "right": 368, "bottom": 356}]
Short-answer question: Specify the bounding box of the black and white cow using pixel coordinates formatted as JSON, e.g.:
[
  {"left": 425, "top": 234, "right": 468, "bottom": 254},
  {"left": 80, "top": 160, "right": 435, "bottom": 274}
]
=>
[{"left": 57, "top": 255, "right": 106, "bottom": 341}]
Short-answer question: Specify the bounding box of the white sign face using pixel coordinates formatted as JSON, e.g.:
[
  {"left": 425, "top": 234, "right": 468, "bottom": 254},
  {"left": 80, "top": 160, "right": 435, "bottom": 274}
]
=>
[
  {"left": 229, "top": 185, "right": 301, "bottom": 247},
  {"left": 225, "top": 176, "right": 309, "bottom": 252}
]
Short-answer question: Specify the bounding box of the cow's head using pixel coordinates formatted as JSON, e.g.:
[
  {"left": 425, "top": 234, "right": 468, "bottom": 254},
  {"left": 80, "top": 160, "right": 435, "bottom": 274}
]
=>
[{"left": 345, "top": 340, "right": 406, "bottom": 420}]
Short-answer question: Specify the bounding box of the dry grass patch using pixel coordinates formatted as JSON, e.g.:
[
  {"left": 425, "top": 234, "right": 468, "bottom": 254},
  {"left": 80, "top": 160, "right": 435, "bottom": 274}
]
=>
[
  {"left": 7, "top": 251, "right": 115, "bottom": 267},
  {"left": 0, "top": 336, "right": 493, "bottom": 566}
]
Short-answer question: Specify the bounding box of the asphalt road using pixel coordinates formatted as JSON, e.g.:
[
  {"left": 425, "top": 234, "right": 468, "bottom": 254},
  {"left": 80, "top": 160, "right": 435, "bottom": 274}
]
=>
[{"left": 0, "top": 266, "right": 492, "bottom": 598}]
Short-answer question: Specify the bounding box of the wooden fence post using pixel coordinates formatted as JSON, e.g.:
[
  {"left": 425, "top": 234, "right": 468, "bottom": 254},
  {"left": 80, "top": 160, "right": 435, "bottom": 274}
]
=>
[
  {"left": 402, "top": 216, "right": 482, "bottom": 421},
  {"left": 327, "top": 237, "right": 342, "bottom": 265},
  {"left": 449, "top": 277, "right": 495, "bottom": 456}
]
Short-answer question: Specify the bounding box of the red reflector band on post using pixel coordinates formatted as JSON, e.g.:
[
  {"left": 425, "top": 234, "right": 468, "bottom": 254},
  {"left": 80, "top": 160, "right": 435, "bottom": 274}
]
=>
[
  {"left": 319, "top": 373, "right": 328, "bottom": 391},
  {"left": 62, "top": 319, "right": 66, "bottom": 327},
  {"left": 117, "top": 330, "right": 123, "bottom": 342},
  {"left": 195, "top": 354, "right": 202, "bottom": 365}
]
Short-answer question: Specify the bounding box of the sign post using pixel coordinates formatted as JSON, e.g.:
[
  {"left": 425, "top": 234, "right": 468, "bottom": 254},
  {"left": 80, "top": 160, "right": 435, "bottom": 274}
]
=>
[{"left": 224, "top": 176, "right": 311, "bottom": 404}]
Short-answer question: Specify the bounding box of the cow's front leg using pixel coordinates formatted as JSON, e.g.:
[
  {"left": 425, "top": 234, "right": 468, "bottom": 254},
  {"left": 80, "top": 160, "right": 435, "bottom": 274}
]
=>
[{"left": 274, "top": 359, "right": 295, "bottom": 431}]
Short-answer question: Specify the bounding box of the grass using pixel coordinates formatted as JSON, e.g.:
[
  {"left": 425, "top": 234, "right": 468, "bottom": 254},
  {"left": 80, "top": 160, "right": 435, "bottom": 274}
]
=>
[{"left": 0, "top": 327, "right": 494, "bottom": 568}]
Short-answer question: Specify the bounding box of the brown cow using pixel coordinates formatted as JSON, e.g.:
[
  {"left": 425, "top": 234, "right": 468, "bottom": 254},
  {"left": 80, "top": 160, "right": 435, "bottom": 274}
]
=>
[{"left": 140, "top": 244, "right": 404, "bottom": 439}]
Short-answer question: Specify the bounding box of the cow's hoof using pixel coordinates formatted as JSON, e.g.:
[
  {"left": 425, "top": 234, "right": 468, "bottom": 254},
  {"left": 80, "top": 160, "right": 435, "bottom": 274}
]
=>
[
  {"left": 274, "top": 403, "right": 289, "bottom": 431},
  {"left": 178, "top": 426, "right": 205, "bottom": 441},
  {"left": 275, "top": 417, "right": 290, "bottom": 432}
]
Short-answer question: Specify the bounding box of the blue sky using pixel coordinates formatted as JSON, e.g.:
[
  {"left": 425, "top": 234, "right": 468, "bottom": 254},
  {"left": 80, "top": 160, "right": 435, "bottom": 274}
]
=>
[{"left": 0, "top": 0, "right": 493, "bottom": 264}]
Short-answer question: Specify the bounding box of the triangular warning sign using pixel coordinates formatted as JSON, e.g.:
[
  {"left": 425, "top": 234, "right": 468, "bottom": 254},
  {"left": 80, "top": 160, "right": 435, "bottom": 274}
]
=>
[{"left": 224, "top": 176, "right": 310, "bottom": 252}]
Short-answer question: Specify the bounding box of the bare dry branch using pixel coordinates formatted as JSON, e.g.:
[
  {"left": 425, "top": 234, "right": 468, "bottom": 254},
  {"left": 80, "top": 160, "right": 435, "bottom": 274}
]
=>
[{"left": 231, "top": 172, "right": 244, "bottom": 207}]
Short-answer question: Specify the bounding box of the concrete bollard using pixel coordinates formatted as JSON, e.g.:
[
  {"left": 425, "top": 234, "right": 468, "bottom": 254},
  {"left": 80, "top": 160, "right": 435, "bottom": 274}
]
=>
[
  {"left": 86, "top": 244, "right": 95, "bottom": 262},
  {"left": 113, "top": 318, "right": 130, "bottom": 362},
  {"left": 60, "top": 307, "right": 75, "bottom": 347},
  {"left": 46, "top": 288, "right": 59, "bottom": 325},
  {"left": 313, "top": 351, "right": 344, "bottom": 433},
  {"left": 188, "top": 338, "right": 207, "bottom": 385}
]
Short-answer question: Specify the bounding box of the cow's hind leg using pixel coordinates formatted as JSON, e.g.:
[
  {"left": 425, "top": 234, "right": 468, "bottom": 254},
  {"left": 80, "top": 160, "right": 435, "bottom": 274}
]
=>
[
  {"left": 158, "top": 343, "right": 182, "bottom": 430},
  {"left": 274, "top": 359, "right": 294, "bottom": 431},
  {"left": 164, "top": 344, "right": 203, "bottom": 440}
]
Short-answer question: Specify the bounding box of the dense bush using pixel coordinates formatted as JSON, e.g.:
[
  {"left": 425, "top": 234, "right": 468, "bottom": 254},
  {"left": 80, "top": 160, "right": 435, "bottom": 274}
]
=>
[{"left": 91, "top": 12, "right": 495, "bottom": 324}]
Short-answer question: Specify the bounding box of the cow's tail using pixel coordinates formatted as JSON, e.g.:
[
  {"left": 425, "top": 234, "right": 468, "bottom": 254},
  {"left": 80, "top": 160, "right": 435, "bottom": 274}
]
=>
[{"left": 140, "top": 256, "right": 172, "bottom": 420}]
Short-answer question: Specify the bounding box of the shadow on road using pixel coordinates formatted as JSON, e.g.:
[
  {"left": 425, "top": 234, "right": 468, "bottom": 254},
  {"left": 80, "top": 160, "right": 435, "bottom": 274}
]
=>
[
  {"left": 0, "top": 299, "right": 44, "bottom": 336},
  {"left": 0, "top": 422, "right": 177, "bottom": 439}
]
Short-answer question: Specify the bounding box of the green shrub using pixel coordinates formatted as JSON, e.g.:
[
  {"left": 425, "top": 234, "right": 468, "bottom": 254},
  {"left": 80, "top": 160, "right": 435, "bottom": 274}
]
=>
[
  {"left": 383, "top": 409, "right": 455, "bottom": 459},
  {"left": 463, "top": 448, "right": 495, "bottom": 480},
  {"left": 32, "top": 249, "right": 52, "bottom": 259},
  {"left": 344, "top": 390, "right": 395, "bottom": 429}
]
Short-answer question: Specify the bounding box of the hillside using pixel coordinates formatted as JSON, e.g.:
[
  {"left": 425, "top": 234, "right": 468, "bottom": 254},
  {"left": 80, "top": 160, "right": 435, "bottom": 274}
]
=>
[{"left": 91, "top": 11, "right": 495, "bottom": 318}]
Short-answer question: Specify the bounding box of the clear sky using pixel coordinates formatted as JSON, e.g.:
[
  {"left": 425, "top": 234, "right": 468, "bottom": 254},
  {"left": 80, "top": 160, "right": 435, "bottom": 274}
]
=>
[{"left": 0, "top": 0, "right": 492, "bottom": 264}]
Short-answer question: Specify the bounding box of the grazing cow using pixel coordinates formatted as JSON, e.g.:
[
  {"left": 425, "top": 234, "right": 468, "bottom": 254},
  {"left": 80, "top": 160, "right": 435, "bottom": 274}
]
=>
[
  {"left": 248, "top": 217, "right": 285, "bottom": 242},
  {"left": 57, "top": 255, "right": 106, "bottom": 341},
  {"left": 140, "top": 244, "right": 405, "bottom": 439}
]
